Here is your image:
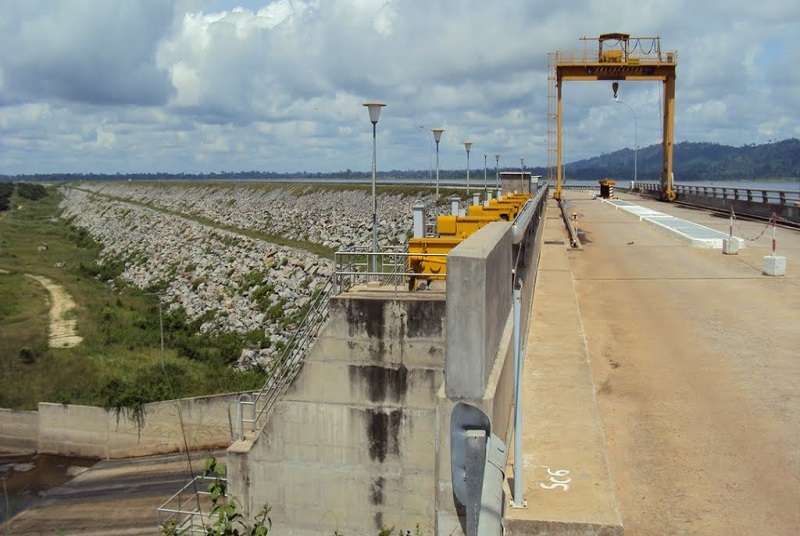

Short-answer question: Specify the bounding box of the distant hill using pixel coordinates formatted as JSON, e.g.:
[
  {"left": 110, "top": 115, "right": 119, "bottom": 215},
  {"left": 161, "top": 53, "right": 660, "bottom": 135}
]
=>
[
  {"left": 2, "top": 139, "right": 798, "bottom": 183},
  {"left": 547, "top": 138, "right": 800, "bottom": 182}
]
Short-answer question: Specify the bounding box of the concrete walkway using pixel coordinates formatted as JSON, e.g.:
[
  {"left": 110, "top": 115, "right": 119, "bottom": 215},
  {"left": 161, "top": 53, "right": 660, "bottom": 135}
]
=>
[
  {"left": 505, "top": 200, "right": 623, "bottom": 534},
  {"left": 569, "top": 192, "right": 800, "bottom": 534}
]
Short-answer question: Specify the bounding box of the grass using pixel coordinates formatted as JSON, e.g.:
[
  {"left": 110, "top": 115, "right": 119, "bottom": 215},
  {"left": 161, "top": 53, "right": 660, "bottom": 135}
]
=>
[{"left": 0, "top": 189, "right": 265, "bottom": 411}]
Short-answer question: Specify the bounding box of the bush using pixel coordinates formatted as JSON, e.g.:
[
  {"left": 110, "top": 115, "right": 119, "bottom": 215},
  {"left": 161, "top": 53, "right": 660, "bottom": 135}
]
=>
[
  {"left": 100, "top": 361, "right": 191, "bottom": 425},
  {"left": 18, "top": 347, "right": 36, "bottom": 364},
  {"left": 0, "top": 182, "right": 12, "bottom": 211},
  {"left": 162, "top": 306, "right": 245, "bottom": 365},
  {"left": 15, "top": 182, "right": 47, "bottom": 201}
]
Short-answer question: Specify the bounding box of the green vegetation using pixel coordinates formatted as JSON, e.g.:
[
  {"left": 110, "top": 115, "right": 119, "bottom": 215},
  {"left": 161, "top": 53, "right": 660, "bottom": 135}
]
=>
[
  {"left": 0, "top": 188, "right": 264, "bottom": 411},
  {"left": 16, "top": 182, "right": 48, "bottom": 200},
  {"left": 161, "top": 457, "right": 273, "bottom": 536},
  {"left": 0, "top": 182, "right": 13, "bottom": 211},
  {"left": 556, "top": 138, "right": 800, "bottom": 181}
]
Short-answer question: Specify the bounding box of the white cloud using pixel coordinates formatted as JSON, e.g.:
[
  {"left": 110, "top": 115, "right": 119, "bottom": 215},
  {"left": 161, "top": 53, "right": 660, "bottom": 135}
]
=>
[{"left": 0, "top": 0, "right": 798, "bottom": 174}]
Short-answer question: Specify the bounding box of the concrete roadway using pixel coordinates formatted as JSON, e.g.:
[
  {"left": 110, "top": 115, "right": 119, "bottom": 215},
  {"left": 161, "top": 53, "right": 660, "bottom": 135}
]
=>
[{"left": 568, "top": 192, "right": 800, "bottom": 534}]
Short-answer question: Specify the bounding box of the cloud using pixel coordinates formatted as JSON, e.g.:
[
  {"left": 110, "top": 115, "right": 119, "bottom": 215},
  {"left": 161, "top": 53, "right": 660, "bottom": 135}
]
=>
[{"left": 0, "top": 0, "right": 798, "bottom": 174}]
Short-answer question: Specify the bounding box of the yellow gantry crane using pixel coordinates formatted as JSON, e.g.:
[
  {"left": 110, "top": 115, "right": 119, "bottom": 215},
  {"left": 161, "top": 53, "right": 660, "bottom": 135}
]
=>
[{"left": 548, "top": 33, "right": 677, "bottom": 201}]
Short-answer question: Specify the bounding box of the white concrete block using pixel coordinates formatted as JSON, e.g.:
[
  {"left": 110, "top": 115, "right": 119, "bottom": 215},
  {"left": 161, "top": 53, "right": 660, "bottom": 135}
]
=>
[
  {"left": 763, "top": 255, "right": 786, "bottom": 276},
  {"left": 723, "top": 238, "right": 741, "bottom": 255}
]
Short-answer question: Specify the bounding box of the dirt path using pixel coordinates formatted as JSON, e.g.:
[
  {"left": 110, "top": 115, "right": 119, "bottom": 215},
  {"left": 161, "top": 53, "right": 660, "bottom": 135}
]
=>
[
  {"left": 567, "top": 193, "right": 800, "bottom": 535},
  {"left": 24, "top": 274, "right": 83, "bottom": 348}
]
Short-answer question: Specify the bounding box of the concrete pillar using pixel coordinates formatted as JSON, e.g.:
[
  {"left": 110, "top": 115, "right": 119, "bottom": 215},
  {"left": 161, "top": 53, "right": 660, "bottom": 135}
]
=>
[
  {"left": 450, "top": 195, "right": 461, "bottom": 216},
  {"left": 412, "top": 201, "right": 426, "bottom": 238}
]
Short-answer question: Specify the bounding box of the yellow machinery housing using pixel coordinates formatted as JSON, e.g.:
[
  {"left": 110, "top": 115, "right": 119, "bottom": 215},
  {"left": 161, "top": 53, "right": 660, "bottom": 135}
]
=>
[{"left": 407, "top": 193, "right": 532, "bottom": 283}]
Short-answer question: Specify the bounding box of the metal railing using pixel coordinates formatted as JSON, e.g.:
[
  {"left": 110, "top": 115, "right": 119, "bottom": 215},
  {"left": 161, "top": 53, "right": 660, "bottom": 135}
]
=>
[
  {"left": 239, "top": 275, "right": 335, "bottom": 438},
  {"left": 334, "top": 248, "right": 448, "bottom": 291},
  {"left": 553, "top": 49, "right": 677, "bottom": 65},
  {"left": 633, "top": 182, "right": 800, "bottom": 205},
  {"left": 156, "top": 475, "right": 225, "bottom": 534}
]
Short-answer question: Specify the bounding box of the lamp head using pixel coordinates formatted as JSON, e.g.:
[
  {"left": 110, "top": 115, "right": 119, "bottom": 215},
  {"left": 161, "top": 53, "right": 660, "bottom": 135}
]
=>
[
  {"left": 363, "top": 102, "right": 386, "bottom": 124},
  {"left": 432, "top": 128, "right": 445, "bottom": 143},
  {"left": 464, "top": 141, "right": 472, "bottom": 153}
]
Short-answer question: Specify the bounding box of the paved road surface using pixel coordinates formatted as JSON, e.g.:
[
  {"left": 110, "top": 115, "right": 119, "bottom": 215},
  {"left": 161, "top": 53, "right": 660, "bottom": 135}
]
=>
[{"left": 568, "top": 192, "right": 800, "bottom": 534}]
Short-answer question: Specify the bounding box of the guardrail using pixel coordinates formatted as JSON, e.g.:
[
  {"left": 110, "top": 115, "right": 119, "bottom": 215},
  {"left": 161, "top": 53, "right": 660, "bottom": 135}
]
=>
[
  {"left": 239, "top": 275, "right": 335, "bottom": 438},
  {"left": 156, "top": 475, "right": 224, "bottom": 534},
  {"left": 634, "top": 182, "right": 800, "bottom": 205},
  {"left": 553, "top": 49, "right": 677, "bottom": 65},
  {"left": 334, "top": 248, "right": 448, "bottom": 290}
]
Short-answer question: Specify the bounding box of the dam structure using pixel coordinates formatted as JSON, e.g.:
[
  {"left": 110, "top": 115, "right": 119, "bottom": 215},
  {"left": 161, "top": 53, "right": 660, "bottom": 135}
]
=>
[
  {"left": 223, "top": 175, "right": 551, "bottom": 535},
  {"left": 155, "top": 173, "right": 799, "bottom": 536}
]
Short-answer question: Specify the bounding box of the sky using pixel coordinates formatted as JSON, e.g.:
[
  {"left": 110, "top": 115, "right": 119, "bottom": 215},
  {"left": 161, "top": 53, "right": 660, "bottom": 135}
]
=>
[{"left": 0, "top": 0, "right": 798, "bottom": 174}]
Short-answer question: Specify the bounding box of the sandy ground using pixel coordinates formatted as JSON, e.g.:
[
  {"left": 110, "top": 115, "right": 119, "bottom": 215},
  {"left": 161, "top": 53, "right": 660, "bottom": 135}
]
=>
[
  {"left": 568, "top": 192, "right": 800, "bottom": 535},
  {"left": 24, "top": 274, "right": 83, "bottom": 348}
]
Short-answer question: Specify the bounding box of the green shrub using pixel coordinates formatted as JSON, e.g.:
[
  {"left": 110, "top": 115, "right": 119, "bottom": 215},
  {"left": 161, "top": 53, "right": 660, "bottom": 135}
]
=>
[{"left": 15, "top": 182, "right": 47, "bottom": 201}]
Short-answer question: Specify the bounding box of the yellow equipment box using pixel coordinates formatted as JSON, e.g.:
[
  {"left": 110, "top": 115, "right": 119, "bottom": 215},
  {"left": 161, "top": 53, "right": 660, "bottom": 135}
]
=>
[{"left": 436, "top": 215, "right": 499, "bottom": 239}]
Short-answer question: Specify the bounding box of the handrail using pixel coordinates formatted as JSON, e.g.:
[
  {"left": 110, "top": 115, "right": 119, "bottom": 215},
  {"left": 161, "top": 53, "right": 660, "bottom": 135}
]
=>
[
  {"left": 512, "top": 186, "right": 548, "bottom": 244},
  {"left": 239, "top": 274, "right": 336, "bottom": 438},
  {"left": 631, "top": 182, "right": 799, "bottom": 205},
  {"left": 156, "top": 475, "right": 224, "bottom": 534}
]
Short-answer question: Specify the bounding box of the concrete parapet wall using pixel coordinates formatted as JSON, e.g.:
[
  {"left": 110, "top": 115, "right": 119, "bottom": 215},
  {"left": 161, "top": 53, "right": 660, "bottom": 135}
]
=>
[
  {"left": 445, "top": 222, "right": 513, "bottom": 400},
  {"left": 1, "top": 392, "right": 240, "bottom": 459},
  {"left": 0, "top": 408, "right": 38, "bottom": 452}
]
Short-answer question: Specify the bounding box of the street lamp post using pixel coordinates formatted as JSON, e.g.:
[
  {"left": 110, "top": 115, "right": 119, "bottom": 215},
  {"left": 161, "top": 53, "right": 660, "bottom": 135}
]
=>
[
  {"left": 363, "top": 102, "right": 386, "bottom": 273},
  {"left": 495, "top": 154, "right": 500, "bottom": 190},
  {"left": 521, "top": 158, "right": 525, "bottom": 193},
  {"left": 615, "top": 98, "right": 638, "bottom": 184},
  {"left": 464, "top": 141, "right": 472, "bottom": 195},
  {"left": 484, "top": 154, "right": 488, "bottom": 196},
  {"left": 432, "top": 128, "right": 445, "bottom": 198}
]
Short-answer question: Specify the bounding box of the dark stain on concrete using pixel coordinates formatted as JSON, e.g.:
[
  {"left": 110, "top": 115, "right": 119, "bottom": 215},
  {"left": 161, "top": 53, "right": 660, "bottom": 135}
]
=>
[
  {"left": 368, "top": 339, "right": 387, "bottom": 362},
  {"left": 406, "top": 300, "right": 445, "bottom": 338},
  {"left": 366, "top": 408, "right": 403, "bottom": 463},
  {"left": 370, "top": 476, "right": 385, "bottom": 505},
  {"left": 374, "top": 511, "right": 384, "bottom": 531},
  {"left": 349, "top": 364, "right": 409, "bottom": 403},
  {"left": 345, "top": 299, "right": 385, "bottom": 339}
]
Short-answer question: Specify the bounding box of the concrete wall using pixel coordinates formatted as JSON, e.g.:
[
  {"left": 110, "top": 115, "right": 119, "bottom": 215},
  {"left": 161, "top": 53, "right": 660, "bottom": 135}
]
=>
[
  {"left": 0, "top": 392, "right": 241, "bottom": 459},
  {"left": 228, "top": 196, "right": 546, "bottom": 536},
  {"left": 228, "top": 294, "right": 447, "bottom": 536},
  {"left": 0, "top": 408, "right": 38, "bottom": 452},
  {"left": 437, "top": 202, "right": 546, "bottom": 533},
  {"left": 445, "top": 222, "right": 513, "bottom": 400}
]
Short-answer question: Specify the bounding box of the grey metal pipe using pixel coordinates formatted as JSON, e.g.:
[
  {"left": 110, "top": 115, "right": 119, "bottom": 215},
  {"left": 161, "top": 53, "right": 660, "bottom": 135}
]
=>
[{"left": 510, "top": 282, "right": 525, "bottom": 508}]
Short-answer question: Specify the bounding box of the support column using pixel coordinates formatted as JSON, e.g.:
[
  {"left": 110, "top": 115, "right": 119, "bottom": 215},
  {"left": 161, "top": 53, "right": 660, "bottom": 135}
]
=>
[
  {"left": 662, "top": 75, "right": 676, "bottom": 201},
  {"left": 555, "top": 78, "right": 564, "bottom": 200}
]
